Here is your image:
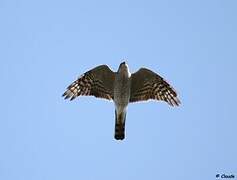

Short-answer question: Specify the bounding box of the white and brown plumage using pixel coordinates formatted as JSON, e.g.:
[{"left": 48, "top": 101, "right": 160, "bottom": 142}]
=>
[{"left": 63, "top": 62, "right": 181, "bottom": 140}]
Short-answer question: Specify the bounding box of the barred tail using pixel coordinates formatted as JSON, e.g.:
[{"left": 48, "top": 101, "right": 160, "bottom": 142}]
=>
[{"left": 114, "top": 110, "right": 126, "bottom": 140}]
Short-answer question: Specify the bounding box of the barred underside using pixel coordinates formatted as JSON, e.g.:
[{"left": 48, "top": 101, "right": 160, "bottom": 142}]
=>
[
  {"left": 62, "top": 65, "right": 115, "bottom": 101},
  {"left": 130, "top": 68, "right": 181, "bottom": 106}
]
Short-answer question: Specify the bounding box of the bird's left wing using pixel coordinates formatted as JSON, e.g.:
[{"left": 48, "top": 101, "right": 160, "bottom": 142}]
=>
[
  {"left": 63, "top": 65, "right": 115, "bottom": 101},
  {"left": 130, "top": 68, "right": 181, "bottom": 106}
]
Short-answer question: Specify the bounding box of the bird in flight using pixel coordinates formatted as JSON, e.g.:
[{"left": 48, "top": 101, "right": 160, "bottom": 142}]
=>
[{"left": 63, "top": 62, "right": 181, "bottom": 140}]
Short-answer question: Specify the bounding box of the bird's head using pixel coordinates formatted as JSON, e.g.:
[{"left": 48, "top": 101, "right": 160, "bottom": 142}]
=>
[{"left": 118, "top": 61, "right": 130, "bottom": 77}]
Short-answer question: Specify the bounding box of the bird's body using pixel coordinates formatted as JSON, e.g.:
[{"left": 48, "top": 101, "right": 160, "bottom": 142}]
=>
[
  {"left": 114, "top": 63, "right": 131, "bottom": 111},
  {"left": 113, "top": 62, "right": 131, "bottom": 139},
  {"left": 63, "top": 62, "right": 181, "bottom": 140}
]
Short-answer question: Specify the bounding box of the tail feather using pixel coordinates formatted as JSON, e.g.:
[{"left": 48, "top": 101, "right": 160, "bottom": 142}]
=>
[{"left": 114, "top": 110, "right": 126, "bottom": 140}]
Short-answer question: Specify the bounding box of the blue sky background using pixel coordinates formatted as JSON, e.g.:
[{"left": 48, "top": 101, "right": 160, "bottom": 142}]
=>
[{"left": 0, "top": 0, "right": 237, "bottom": 179}]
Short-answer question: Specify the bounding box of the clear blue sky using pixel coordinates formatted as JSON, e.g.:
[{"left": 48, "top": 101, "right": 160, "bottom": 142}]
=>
[{"left": 0, "top": 0, "right": 236, "bottom": 180}]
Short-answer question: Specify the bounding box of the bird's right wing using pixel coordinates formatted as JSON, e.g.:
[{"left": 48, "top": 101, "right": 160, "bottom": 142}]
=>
[
  {"left": 63, "top": 65, "right": 115, "bottom": 101},
  {"left": 130, "top": 68, "right": 181, "bottom": 106}
]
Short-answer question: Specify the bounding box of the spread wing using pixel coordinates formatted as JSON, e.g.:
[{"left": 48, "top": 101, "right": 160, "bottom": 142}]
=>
[
  {"left": 130, "top": 68, "right": 181, "bottom": 106},
  {"left": 63, "top": 65, "right": 115, "bottom": 101}
]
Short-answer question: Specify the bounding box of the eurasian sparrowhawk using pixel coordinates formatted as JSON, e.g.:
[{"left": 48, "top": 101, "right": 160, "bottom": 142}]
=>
[{"left": 63, "top": 62, "right": 181, "bottom": 140}]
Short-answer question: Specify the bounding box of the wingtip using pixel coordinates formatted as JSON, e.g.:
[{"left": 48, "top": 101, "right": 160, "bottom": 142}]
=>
[
  {"left": 64, "top": 95, "right": 70, "bottom": 100},
  {"left": 70, "top": 96, "right": 76, "bottom": 101},
  {"left": 174, "top": 97, "right": 181, "bottom": 107},
  {"left": 168, "top": 96, "right": 181, "bottom": 107},
  {"left": 62, "top": 92, "right": 67, "bottom": 97},
  {"left": 62, "top": 90, "right": 71, "bottom": 100}
]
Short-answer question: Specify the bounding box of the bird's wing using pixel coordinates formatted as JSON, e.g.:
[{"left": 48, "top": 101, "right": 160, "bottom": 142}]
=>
[
  {"left": 63, "top": 65, "right": 115, "bottom": 101},
  {"left": 130, "top": 68, "right": 181, "bottom": 106}
]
